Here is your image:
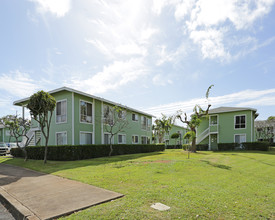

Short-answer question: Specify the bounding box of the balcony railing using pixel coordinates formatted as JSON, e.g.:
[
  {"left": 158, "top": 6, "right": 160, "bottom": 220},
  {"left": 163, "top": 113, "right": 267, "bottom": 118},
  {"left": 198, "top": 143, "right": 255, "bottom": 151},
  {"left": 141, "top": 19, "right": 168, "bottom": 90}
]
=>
[{"left": 210, "top": 124, "right": 219, "bottom": 133}]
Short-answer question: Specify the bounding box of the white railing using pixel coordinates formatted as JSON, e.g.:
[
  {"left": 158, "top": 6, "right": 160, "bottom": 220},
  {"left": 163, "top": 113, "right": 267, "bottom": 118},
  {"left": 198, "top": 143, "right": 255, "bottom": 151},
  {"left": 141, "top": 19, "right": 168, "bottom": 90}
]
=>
[
  {"left": 20, "top": 127, "right": 40, "bottom": 147},
  {"left": 196, "top": 128, "right": 210, "bottom": 144}
]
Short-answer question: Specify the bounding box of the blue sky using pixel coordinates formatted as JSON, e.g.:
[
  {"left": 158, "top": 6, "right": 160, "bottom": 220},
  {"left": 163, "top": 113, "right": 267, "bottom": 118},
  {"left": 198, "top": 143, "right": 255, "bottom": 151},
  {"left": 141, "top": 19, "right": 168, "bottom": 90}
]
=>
[{"left": 0, "top": 0, "right": 275, "bottom": 122}]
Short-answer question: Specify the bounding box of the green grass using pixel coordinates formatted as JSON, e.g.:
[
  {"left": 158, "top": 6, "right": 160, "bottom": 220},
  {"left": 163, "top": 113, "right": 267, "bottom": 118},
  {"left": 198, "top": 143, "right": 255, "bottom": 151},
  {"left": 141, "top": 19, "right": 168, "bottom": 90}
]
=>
[{"left": 1, "top": 150, "right": 275, "bottom": 219}]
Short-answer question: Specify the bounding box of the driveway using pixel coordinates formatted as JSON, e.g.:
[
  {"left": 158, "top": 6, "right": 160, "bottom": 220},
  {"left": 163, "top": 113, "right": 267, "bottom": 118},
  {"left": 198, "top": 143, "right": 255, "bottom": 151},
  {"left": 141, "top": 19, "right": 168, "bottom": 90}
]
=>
[{"left": 0, "top": 163, "right": 123, "bottom": 219}]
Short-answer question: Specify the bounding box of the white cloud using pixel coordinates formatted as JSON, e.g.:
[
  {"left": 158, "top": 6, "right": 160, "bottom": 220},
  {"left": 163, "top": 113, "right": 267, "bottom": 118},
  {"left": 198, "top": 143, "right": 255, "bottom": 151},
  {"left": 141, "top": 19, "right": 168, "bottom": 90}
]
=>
[
  {"left": 143, "top": 88, "right": 275, "bottom": 118},
  {"left": 0, "top": 70, "right": 39, "bottom": 97},
  {"left": 155, "top": 0, "right": 275, "bottom": 61},
  {"left": 156, "top": 44, "right": 185, "bottom": 66},
  {"left": 66, "top": 58, "right": 148, "bottom": 94},
  {"left": 30, "top": 0, "right": 71, "bottom": 17},
  {"left": 85, "top": 1, "right": 157, "bottom": 60},
  {"left": 189, "top": 28, "right": 230, "bottom": 60},
  {"left": 152, "top": 74, "right": 173, "bottom": 86}
]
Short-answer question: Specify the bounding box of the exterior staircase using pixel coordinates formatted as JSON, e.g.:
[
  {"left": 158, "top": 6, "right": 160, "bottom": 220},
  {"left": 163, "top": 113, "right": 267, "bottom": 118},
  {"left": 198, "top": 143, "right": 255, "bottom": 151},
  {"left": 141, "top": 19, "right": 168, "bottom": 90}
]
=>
[
  {"left": 20, "top": 128, "right": 40, "bottom": 147},
  {"left": 196, "top": 128, "right": 210, "bottom": 144}
]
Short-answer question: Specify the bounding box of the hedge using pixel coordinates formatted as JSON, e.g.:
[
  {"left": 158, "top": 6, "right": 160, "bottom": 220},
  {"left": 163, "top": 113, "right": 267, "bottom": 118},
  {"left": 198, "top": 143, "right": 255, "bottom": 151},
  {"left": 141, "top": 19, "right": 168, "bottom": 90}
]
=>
[
  {"left": 181, "top": 144, "right": 208, "bottom": 151},
  {"left": 196, "top": 144, "right": 209, "bottom": 151},
  {"left": 11, "top": 144, "right": 165, "bottom": 161},
  {"left": 217, "top": 142, "right": 270, "bottom": 151},
  {"left": 242, "top": 142, "right": 269, "bottom": 151},
  {"left": 166, "top": 145, "right": 183, "bottom": 149},
  {"left": 218, "top": 143, "right": 238, "bottom": 151}
]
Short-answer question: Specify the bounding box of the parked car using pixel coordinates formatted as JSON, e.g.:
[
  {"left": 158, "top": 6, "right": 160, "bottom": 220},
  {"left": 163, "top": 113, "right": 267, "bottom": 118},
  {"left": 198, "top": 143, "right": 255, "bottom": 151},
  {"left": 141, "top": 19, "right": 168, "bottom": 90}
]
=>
[
  {"left": 0, "top": 143, "right": 9, "bottom": 156},
  {"left": 6, "top": 143, "right": 18, "bottom": 153}
]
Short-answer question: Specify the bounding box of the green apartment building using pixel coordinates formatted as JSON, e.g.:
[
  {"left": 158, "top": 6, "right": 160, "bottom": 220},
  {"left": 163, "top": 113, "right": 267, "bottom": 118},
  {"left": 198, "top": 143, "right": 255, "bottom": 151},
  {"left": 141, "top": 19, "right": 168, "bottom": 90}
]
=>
[
  {"left": 164, "top": 124, "right": 188, "bottom": 145},
  {"left": 197, "top": 107, "right": 258, "bottom": 150},
  {"left": 0, "top": 125, "right": 21, "bottom": 143},
  {"left": 13, "top": 87, "right": 153, "bottom": 146}
]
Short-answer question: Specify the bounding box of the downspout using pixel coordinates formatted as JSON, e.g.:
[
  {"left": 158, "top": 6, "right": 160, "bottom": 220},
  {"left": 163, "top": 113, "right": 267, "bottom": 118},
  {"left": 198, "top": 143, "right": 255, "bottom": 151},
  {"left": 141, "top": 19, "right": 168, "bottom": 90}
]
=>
[
  {"left": 101, "top": 101, "right": 104, "bottom": 144},
  {"left": 251, "top": 111, "right": 253, "bottom": 142},
  {"left": 72, "top": 92, "right": 75, "bottom": 145},
  {"left": 93, "top": 99, "right": 95, "bottom": 144}
]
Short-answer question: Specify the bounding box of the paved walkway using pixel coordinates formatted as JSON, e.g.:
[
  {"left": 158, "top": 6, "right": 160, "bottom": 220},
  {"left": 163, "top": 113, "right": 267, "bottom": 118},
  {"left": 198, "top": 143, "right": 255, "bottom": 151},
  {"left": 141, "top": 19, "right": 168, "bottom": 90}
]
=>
[
  {"left": 0, "top": 163, "right": 123, "bottom": 219},
  {"left": 0, "top": 202, "right": 15, "bottom": 220}
]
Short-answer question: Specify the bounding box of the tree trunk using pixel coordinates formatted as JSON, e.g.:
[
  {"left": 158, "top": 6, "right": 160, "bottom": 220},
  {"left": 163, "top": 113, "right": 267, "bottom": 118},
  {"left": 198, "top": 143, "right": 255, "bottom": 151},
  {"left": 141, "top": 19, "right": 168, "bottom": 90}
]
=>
[
  {"left": 109, "top": 143, "right": 113, "bottom": 157},
  {"left": 190, "top": 138, "right": 197, "bottom": 152},
  {"left": 44, "top": 136, "right": 48, "bottom": 164},
  {"left": 190, "top": 128, "right": 197, "bottom": 152},
  {"left": 22, "top": 147, "right": 28, "bottom": 162}
]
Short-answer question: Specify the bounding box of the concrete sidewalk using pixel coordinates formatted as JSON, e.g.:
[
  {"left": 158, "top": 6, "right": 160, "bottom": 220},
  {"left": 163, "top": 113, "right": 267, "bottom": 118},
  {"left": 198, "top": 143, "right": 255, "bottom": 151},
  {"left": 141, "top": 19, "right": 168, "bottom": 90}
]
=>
[{"left": 0, "top": 163, "right": 123, "bottom": 219}]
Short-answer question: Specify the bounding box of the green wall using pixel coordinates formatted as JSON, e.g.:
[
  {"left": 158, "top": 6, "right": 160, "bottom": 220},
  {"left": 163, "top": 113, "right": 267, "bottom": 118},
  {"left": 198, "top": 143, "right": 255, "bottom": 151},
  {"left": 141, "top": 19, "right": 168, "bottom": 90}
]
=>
[
  {"left": 197, "top": 110, "right": 257, "bottom": 149},
  {"left": 29, "top": 90, "right": 152, "bottom": 146}
]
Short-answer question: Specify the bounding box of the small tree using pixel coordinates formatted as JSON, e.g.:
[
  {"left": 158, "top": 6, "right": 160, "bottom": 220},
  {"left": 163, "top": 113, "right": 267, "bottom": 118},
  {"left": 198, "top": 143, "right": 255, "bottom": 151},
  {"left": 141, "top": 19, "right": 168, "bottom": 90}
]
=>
[
  {"left": 27, "top": 91, "right": 56, "bottom": 164},
  {"left": 176, "top": 85, "right": 213, "bottom": 152},
  {"left": 0, "top": 114, "right": 31, "bottom": 161},
  {"left": 152, "top": 114, "right": 173, "bottom": 144},
  {"left": 255, "top": 117, "right": 275, "bottom": 143},
  {"left": 103, "top": 105, "right": 129, "bottom": 156},
  {"left": 170, "top": 133, "right": 180, "bottom": 146}
]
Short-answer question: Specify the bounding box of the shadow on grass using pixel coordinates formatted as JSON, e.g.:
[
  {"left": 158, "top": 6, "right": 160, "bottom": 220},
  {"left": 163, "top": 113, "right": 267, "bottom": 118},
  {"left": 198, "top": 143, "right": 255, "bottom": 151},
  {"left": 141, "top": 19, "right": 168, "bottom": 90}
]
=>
[
  {"left": 200, "top": 160, "right": 231, "bottom": 170},
  {"left": 214, "top": 150, "right": 275, "bottom": 155},
  {"left": 2, "top": 151, "right": 164, "bottom": 174}
]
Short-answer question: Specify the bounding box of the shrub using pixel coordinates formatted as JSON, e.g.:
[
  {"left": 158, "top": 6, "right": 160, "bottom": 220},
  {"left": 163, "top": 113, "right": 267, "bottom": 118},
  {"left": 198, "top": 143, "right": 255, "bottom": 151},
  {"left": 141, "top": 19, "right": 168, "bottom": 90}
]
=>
[
  {"left": 166, "top": 145, "right": 182, "bottom": 149},
  {"left": 218, "top": 143, "right": 238, "bottom": 151},
  {"left": 242, "top": 142, "right": 269, "bottom": 151},
  {"left": 182, "top": 144, "right": 189, "bottom": 150},
  {"left": 196, "top": 144, "right": 209, "bottom": 151},
  {"left": 11, "top": 144, "right": 165, "bottom": 161}
]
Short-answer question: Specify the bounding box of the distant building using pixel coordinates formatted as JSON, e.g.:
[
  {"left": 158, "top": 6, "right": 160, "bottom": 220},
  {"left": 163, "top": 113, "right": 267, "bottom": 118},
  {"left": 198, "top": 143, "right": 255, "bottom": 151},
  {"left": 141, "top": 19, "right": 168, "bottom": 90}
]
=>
[
  {"left": 196, "top": 107, "right": 258, "bottom": 150},
  {"left": 14, "top": 87, "right": 154, "bottom": 146},
  {"left": 255, "top": 119, "right": 275, "bottom": 143}
]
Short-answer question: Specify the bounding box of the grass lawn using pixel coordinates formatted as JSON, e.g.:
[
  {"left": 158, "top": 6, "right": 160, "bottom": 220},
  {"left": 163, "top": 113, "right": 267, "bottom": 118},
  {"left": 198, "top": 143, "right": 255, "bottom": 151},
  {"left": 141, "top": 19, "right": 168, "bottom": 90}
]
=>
[{"left": 1, "top": 150, "right": 275, "bottom": 219}]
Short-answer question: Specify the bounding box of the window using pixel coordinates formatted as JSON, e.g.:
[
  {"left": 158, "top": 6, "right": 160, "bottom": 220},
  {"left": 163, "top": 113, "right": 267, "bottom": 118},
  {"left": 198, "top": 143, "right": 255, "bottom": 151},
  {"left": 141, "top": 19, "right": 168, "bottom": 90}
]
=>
[
  {"left": 147, "top": 118, "right": 151, "bottom": 130},
  {"left": 80, "top": 101, "right": 93, "bottom": 123},
  {"left": 141, "top": 116, "right": 147, "bottom": 130},
  {"left": 132, "top": 113, "right": 138, "bottom": 121},
  {"left": 118, "top": 134, "right": 126, "bottom": 144},
  {"left": 118, "top": 110, "right": 126, "bottom": 120},
  {"left": 103, "top": 105, "right": 114, "bottom": 125},
  {"left": 235, "top": 115, "right": 246, "bottom": 129},
  {"left": 235, "top": 134, "right": 246, "bottom": 143},
  {"left": 5, "top": 130, "right": 10, "bottom": 136},
  {"left": 141, "top": 136, "right": 149, "bottom": 145},
  {"left": 56, "top": 132, "right": 67, "bottom": 145},
  {"left": 132, "top": 135, "right": 139, "bottom": 144},
  {"left": 80, "top": 132, "right": 92, "bottom": 145},
  {"left": 56, "top": 100, "right": 67, "bottom": 123},
  {"left": 104, "top": 133, "right": 114, "bottom": 144}
]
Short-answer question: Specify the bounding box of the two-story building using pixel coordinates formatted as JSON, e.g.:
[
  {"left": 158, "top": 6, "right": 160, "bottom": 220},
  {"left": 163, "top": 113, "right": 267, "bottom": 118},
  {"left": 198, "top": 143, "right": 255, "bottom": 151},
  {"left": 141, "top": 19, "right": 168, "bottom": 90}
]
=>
[
  {"left": 196, "top": 107, "right": 258, "bottom": 150},
  {"left": 13, "top": 87, "right": 153, "bottom": 146}
]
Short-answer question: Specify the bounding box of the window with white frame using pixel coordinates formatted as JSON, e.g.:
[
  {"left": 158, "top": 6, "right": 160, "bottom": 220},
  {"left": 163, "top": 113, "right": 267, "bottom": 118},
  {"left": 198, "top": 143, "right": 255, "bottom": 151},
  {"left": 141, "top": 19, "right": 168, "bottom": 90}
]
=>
[
  {"left": 235, "top": 115, "right": 246, "bottom": 129},
  {"left": 80, "top": 101, "right": 93, "bottom": 123},
  {"left": 147, "top": 118, "right": 151, "bottom": 130},
  {"left": 132, "top": 113, "right": 138, "bottom": 121},
  {"left": 235, "top": 134, "right": 246, "bottom": 144},
  {"left": 56, "top": 100, "right": 67, "bottom": 123},
  {"left": 132, "top": 135, "right": 139, "bottom": 144},
  {"left": 103, "top": 105, "right": 114, "bottom": 125},
  {"left": 141, "top": 136, "right": 149, "bottom": 145},
  {"left": 56, "top": 132, "right": 67, "bottom": 145},
  {"left": 118, "top": 134, "right": 126, "bottom": 144},
  {"left": 141, "top": 116, "right": 147, "bottom": 130},
  {"left": 104, "top": 133, "right": 114, "bottom": 144},
  {"left": 80, "top": 132, "right": 92, "bottom": 145}
]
